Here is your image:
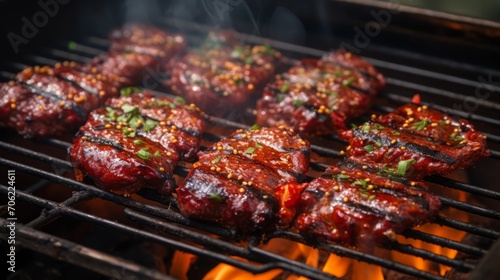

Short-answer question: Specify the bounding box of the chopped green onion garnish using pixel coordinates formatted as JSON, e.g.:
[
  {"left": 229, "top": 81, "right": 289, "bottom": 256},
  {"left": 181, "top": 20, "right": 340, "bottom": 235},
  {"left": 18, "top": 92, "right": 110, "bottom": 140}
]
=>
[
  {"left": 375, "top": 141, "right": 382, "bottom": 147},
  {"left": 276, "top": 93, "right": 286, "bottom": 102},
  {"left": 123, "top": 127, "right": 136, "bottom": 137},
  {"left": 255, "top": 142, "right": 263, "bottom": 149},
  {"left": 121, "top": 104, "right": 139, "bottom": 114},
  {"left": 213, "top": 156, "right": 221, "bottom": 163},
  {"left": 336, "top": 174, "right": 350, "bottom": 180},
  {"left": 120, "top": 87, "right": 142, "bottom": 97},
  {"left": 143, "top": 119, "right": 159, "bottom": 132},
  {"left": 412, "top": 118, "right": 430, "bottom": 131},
  {"left": 351, "top": 123, "right": 358, "bottom": 129},
  {"left": 136, "top": 147, "right": 152, "bottom": 160},
  {"left": 134, "top": 139, "right": 144, "bottom": 145},
  {"left": 372, "top": 124, "right": 384, "bottom": 130},
  {"left": 333, "top": 70, "right": 343, "bottom": 77},
  {"left": 364, "top": 144, "right": 374, "bottom": 153},
  {"left": 450, "top": 132, "right": 464, "bottom": 142},
  {"left": 392, "top": 131, "right": 401, "bottom": 135},
  {"left": 154, "top": 151, "right": 161, "bottom": 157},
  {"left": 281, "top": 84, "right": 290, "bottom": 93},
  {"left": 397, "top": 158, "right": 416, "bottom": 176},
  {"left": 244, "top": 147, "right": 256, "bottom": 154},
  {"left": 174, "top": 96, "right": 186, "bottom": 105},
  {"left": 361, "top": 123, "right": 371, "bottom": 133},
  {"left": 293, "top": 99, "right": 304, "bottom": 108},
  {"left": 209, "top": 193, "right": 223, "bottom": 203},
  {"left": 352, "top": 179, "right": 368, "bottom": 189},
  {"left": 325, "top": 91, "right": 339, "bottom": 96},
  {"left": 342, "top": 77, "right": 355, "bottom": 87},
  {"left": 249, "top": 124, "right": 260, "bottom": 131},
  {"left": 368, "top": 195, "right": 376, "bottom": 200}
]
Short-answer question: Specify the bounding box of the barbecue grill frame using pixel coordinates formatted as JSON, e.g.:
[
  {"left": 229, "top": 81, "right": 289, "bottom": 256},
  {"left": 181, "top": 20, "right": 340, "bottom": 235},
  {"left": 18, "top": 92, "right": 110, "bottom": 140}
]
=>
[{"left": 1, "top": 1, "right": 500, "bottom": 279}]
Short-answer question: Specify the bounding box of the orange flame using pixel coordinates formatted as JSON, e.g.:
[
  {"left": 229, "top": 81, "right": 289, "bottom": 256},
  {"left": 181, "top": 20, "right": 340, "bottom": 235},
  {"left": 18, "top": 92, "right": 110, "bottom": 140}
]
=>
[{"left": 201, "top": 187, "right": 470, "bottom": 279}]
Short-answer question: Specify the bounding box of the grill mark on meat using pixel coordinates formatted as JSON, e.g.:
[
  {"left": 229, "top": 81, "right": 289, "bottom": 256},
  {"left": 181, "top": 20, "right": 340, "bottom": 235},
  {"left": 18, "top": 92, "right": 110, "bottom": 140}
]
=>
[
  {"left": 371, "top": 119, "right": 446, "bottom": 144},
  {"left": 77, "top": 133, "right": 124, "bottom": 151},
  {"left": 57, "top": 75, "right": 100, "bottom": 97},
  {"left": 352, "top": 128, "right": 456, "bottom": 164},
  {"left": 18, "top": 82, "right": 87, "bottom": 120},
  {"left": 105, "top": 104, "right": 201, "bottom": 138}
]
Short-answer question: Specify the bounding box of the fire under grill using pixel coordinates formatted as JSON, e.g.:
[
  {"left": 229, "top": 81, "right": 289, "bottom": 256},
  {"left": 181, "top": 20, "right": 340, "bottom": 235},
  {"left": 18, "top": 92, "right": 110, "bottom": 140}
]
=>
[{"left": 1, "top": 16, "right": 500, "bottom": 280}]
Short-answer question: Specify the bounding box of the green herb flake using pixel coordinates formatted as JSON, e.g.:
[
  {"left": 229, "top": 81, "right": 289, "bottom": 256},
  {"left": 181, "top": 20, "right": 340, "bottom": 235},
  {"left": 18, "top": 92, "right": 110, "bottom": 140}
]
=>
[
  {"left": 244, "top": 147, "right": 256, "bottom": 154},
  {"left": 105, "top": 107, "right": 117, "bottom": 120},
  {"left": 391, "top": 131, "right": 401, "bottom": 136},
  {"left": 397, "top": 158, "right": 416, "bottom": 176},
  {"left": 450, "top": 132, "right": 464, "bottom": 142},
  {"left": 68, "top": 41, "right": 77, "bottom": 50},
  {"left": 333, "top": 70, "right": 343, "bottom": 77},
  {"left": 174, "top": 96, "right": 186, "bottom": 105},
  {"left": 293, "top": 99, "right": 304, "bottom": 108},
  {"left": 350, "top": 123, "right": 358, "bottom": 129},
  {"left": 342, "top": 77, "right": 355, "bottom": 87},
  {"left": 352, "top": 179, "right": 368, "bottom": 189},
  {"left": 325, "top": 91, "right": 339, "bottom": 96},
  {"left": 438, "top": 119, "right": 448, "bottom": 126},
  {"left": 255, "top": 142, "right": 263, "bottom": 149},
  {"left": 120, "top": 87, "right": 142, "bottom": 97},
  {"left": 154, "top": 151, "right": 161, "bottom": 157},
  {"left": 249, "top": 124, "right": 260, "bottom": 131},
  {"left": 361, "top": 123, "right": 371, "bottom": 133},
  {"left": 143, "top": 119, "right": 159, "bottom": 132},
  {"left": 412, "top": 118, "right": 430, "bottom": 131},
  {"left": 121, "top": 104, "right": 139, "bottom": 114},
  {"left": 244, "top": 57, "right": 253, "bottom": 65},
  {"left": 276, "top": 93, "right": 286, "bottom": 102},
  {"left": 364, "top": 144, "right": 374, "bottom": 153},
  {"left": 262, "top": 45, "right": 273, "bottom": 55},
  {"left": 209, "top": 193, "right": 223, "bottom": 203},
  {"left": 137, "top": 148, "right": 152, "bottom": 160},
  {"left": 336, "top": 174, "right": 350, "bottom": 180},
  {"left": 133, "top": 139, "right": 144, "bottom": 145},
  {"left": 213, "top": 156, "right": 221, "bottom": 163},
  {"left": 375, "top": 141, "right": 382, "bottom": 147},
  {"left": 368, "top": 195, "right": 376, "bottom": 200},
  {"left": 231, "top": 48, "right": 244, "bottom": 58},
  {"left": 372, "top": 124, "right": 384, "bottom": 130},
  {"left": 123, "top": 127, "right": 136, "bottom": 137},
  {"left": 281, "top": 84, "right": 290, "bottom": 93}
]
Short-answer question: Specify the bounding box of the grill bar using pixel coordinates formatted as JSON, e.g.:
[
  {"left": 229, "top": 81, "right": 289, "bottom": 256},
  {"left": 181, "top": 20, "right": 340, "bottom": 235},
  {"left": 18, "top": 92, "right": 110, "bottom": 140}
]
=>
[
  {"left": 0, "top": 218, "right": 175, "bottom": 280},
  {"left": 1, "top": 19, "right": 499, "bottom": 280}
]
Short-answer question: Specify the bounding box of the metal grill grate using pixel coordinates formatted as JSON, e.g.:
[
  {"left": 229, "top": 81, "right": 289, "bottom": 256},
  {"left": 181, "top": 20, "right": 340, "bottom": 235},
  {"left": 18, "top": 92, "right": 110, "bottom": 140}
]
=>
[{"left": 1, "top": 20, "right": 500, "bottom": 280}]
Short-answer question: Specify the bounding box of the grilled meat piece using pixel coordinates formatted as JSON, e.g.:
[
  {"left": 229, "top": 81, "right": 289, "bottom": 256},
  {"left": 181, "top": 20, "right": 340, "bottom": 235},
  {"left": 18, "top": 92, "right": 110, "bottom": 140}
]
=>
[
  {"left": 340, "top": 103, "right": 489, "bottom": 179},
  {"left": 53, "top": 61, "right": 120, "bottom": 100},
  {"left": 105, "top": 93, "right": 206, "bottom": 161},
  {"left": 294, "top": 161, "right": 441, "bottom": 250},
  {"left": 82, "top": 51, "right": 158, "bottom": 87},
  {"left": 69, "top": 92, "right": 206, "bottom": 196},
  {"left": 176, "top": 126, "right": 310, "bottom": 234},
  {"left": 109, "top": 23, "right": 186, "bottom": 61},
  {"left": 0, "top": 63, "right": 122, "bottom": 137},
  {"left": 165, "top": 44, "right": 283, "bottom": 116},
  {"left": 256, "top": 51, "right": 385, "bottom": 136},
  {"left": 0, "top": 82, "right": 85, "bottom": 137}
]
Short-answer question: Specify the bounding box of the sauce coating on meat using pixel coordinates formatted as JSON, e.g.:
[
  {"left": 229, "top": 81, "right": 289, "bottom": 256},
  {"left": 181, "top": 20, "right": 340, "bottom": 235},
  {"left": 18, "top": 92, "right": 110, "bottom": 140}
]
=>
[
  {"left": 176, "top": 126, "right": 310, "bottom": 234},
  {"left": 340, "top": 103, "right": 489, "bottom": 179},
  {"left": 109, "top": 23, "right": 186, "bottom": 63},
  {"left": 256, "top": 50, "right": 385, "bottom": 136},
  {"left": 69, "top": 92, "right": 206, "bottom": 196},
  {"left": 165, "top": 38, "right": 283, "bottom": 117},
  {"left": 294, "top": 161, "right": 441, "bottom": 251}
]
